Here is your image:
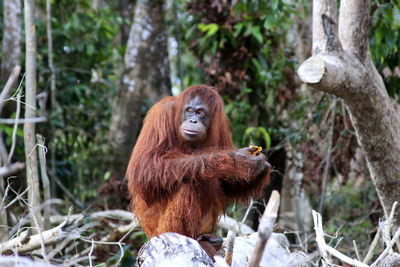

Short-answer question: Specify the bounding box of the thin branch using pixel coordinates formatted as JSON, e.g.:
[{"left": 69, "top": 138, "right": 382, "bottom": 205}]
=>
[
  {"left": 363, "top": 227, "right": 381, "bottom": 264},
  {"left": 30, "top": 203, "right": 50, "bottom": 264},
  {"left": 50, "top": 209, "right": 136, "bottom": 224},
  {"left": 371, "top": 227, "right": 400, "bottom": 266},
  {"left": 0, "top": 117, "right": 47, "bottom": 124},
  {"left": 0, "top": 138, "right": 8, "bottom": 164},
  {"left": 47, "top": 222, "right": 96, "bottom": 260},
  {"left": 384, "top": 201, "right": 398, "bottom": 248},
  {"left": 248, "top": 190, "right": 280, "bottom": 267},
  {"left": 0, "top": 218, "right": 78, "bottom": 254},
  {"left": 0, "top": 162, "right": 25, "bottom": 177},
  {"left": 240, "top": 199, "right": 254, "bottom": 225},
  {"left": 353, "top": 240, "right": 361, "bottom": 261},
  {"left": 0, "top": 65, "right": 21, "bottom": 115},
  {"left": 224, "top": 230, "right": 236, "bottom": 266},
  {"left": 8, "top": 89, "right": 22, "bottom": 163},
  {"left": 0, "top": 186, "right": 29, "bottom": 213},
  {"left": 312, "top": 210, "right": 370, "bottom": 267},
  {"left": 36, "top": 134, "right": 51, "bottom": 229},
  {"left": 88, "top": 239, "right": 95, "bottom": 267}
]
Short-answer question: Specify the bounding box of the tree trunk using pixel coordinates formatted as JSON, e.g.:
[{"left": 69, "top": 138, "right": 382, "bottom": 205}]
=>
[
  {"left": 117, "top": 0, "right": 136, "bottom": 46},
  {"left": 1, "top": 0, "right": 22, "bottom": 84},
  {"left": 23, "top": 0, "right": 43, "bottom": 230},
  {"left": 279, "top": 3, "right": 313, "bottom": 235},
  {"left": 107, "top": 0, "right": 171, "bottom": 180},
  {"left": 297, "top": 0, "right": 400, "bottom": 227}
]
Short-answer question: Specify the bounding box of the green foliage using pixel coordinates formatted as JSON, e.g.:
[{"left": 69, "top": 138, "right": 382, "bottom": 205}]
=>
[
  {"left": 34, "top": 0, "right": 123, "bottom": 200},
  {"left": 177, "top": 0, "right": 297, "bottom": 147},
  {"left": 370, "top": 0, "right": 400, "bottom": 96}
]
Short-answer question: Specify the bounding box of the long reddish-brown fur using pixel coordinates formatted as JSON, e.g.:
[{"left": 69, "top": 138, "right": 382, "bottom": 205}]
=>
[{"left": 127, "top": 85, "right": 269, "bottom": 241}]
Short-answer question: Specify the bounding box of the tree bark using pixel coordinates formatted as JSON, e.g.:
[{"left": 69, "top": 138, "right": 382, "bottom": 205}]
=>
[
  {"left": 297, "top": 0, "right": 400, "bottom": 227},
  {"left": 1, "top": 0, "right": 22, "bottom": 84},
  {"left": 23, "top": 0, "right": 43, "bottom": 230},
  {"left": 117, "top": 0, "right": 136, "bottom": 46},
  {"left": 107, "top": 0, "right": 171, "bottom": 180}
]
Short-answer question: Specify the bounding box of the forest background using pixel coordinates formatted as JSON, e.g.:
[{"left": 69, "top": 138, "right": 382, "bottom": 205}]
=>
[{"left": 0, "top": 0, "right": 400, "bottom": 266}]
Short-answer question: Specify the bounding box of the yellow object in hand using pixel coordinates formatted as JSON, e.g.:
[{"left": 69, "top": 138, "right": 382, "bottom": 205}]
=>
[{"left": 249, "top": 145, "right": 262, "bottom": 155}]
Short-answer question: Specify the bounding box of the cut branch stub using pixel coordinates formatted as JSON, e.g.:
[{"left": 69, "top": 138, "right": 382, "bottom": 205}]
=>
[{"left": 297, "top": 56, "right": 325, "bottom": 84}]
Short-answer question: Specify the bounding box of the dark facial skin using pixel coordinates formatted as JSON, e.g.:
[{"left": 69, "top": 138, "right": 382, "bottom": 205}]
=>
[{"left": 180, "top": 96, "right": 209, "bottom": 142}]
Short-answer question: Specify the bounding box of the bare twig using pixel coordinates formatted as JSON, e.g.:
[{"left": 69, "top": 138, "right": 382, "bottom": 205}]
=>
[
  {"left": 50, "top": 209, "right": 136, "bottom": 224},
  {"left": 383, "top": 201, "right": 398, "bottom": 248},
  {"left": 240, "top": 199, "right": 254, "bottom": 225},
  {"left": 0, "top": 138, "right": 8, "bottom": 164},
  {"left": 371, "top": 227, "right": 400, "bottom": 266},
  {"left": 0, "top": 186, "right": 29, "bottom": 213},
  {"left": 8, "top": 88, "right": 22, "bottom": 163},
  {"left": 47, "top": 221, "right": 96, "bottom": 260},
  {"left": 0, "top": 117, "right": 47, "bottom": 124},
  {"left": 0, "top": 218, "right": 79, "bottom": 254},
  {"left": 30, "top": 204, "right": 50, "bottom": 264},
  {"left": 0, "top": 229, "right": 29, "bottom": 253},
  {"left": 79, "top": 236, "right": 125, "bottom": 267},
  {"left": 353, "top": 240, "right": 361, "bottom": 261},
  {"left": 88, "top": 239, "right": 95, "bottom": 267},
  {"left": 0, "top": 162, "right": 25, "bottom": 177},
  {"left": 363, "top": 227, "right": 381, "bottom": 264},
  {"left": 36, "top": 134, "right": 51, "bottom": 229},
  {"left": 0, "top": 66, "right": 21, "bottom": 115},
  {"left": 248, "top": 190, "right": 280, "bottom": 267},
  {"left": 8, "top": 198, "right": 63, "bottom": 238},
  {"left": 116, "top": 220, "right": 138, "bottom": 235},
  {"left": 224, "top": 230, "right": 236, "bottom": 266},
  {"left": 312, "top": 210, "right": 369, "bottom": 267}
]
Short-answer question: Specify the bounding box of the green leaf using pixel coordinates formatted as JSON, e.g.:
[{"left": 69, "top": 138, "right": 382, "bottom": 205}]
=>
[
  {"left": 251, "top": 26, "right": 263, "bottom": 43},
  {"left": 198, "top": 23, "right": 208, "bottom": 32},
  {"left": 375, "top": 30, "right": 383, "bottom": 44},
  {"left": 198, "top": 23, "right": 219, "bottom": 37},
  {"left": 258, "top": 127, "right": 272, "bottom": 149},
  {"left": 393, "top": 7, "right": 400, "bottom": 28},
  {"left": 206, "top": 24, "right": 219, "bottom": 36},
  {"left": 233, "top": 23, "right": 245, "bottom": 37},
  {"left": 244, "top": 127, "right": 256, "bottom": 138}
]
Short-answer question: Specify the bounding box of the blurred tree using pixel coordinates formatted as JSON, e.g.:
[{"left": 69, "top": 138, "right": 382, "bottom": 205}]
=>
[
  {"left": 1, "top": 0, "right": 21, "bottom": 83},
  {"left": 107, "top": 0, "right": 171, "bottom": 182},
  {"left": 0, "top": 0, "right": 22, "bottom": 243},
  {"left": 116, "top": 0, "right": 136, "bottom": 46}
]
